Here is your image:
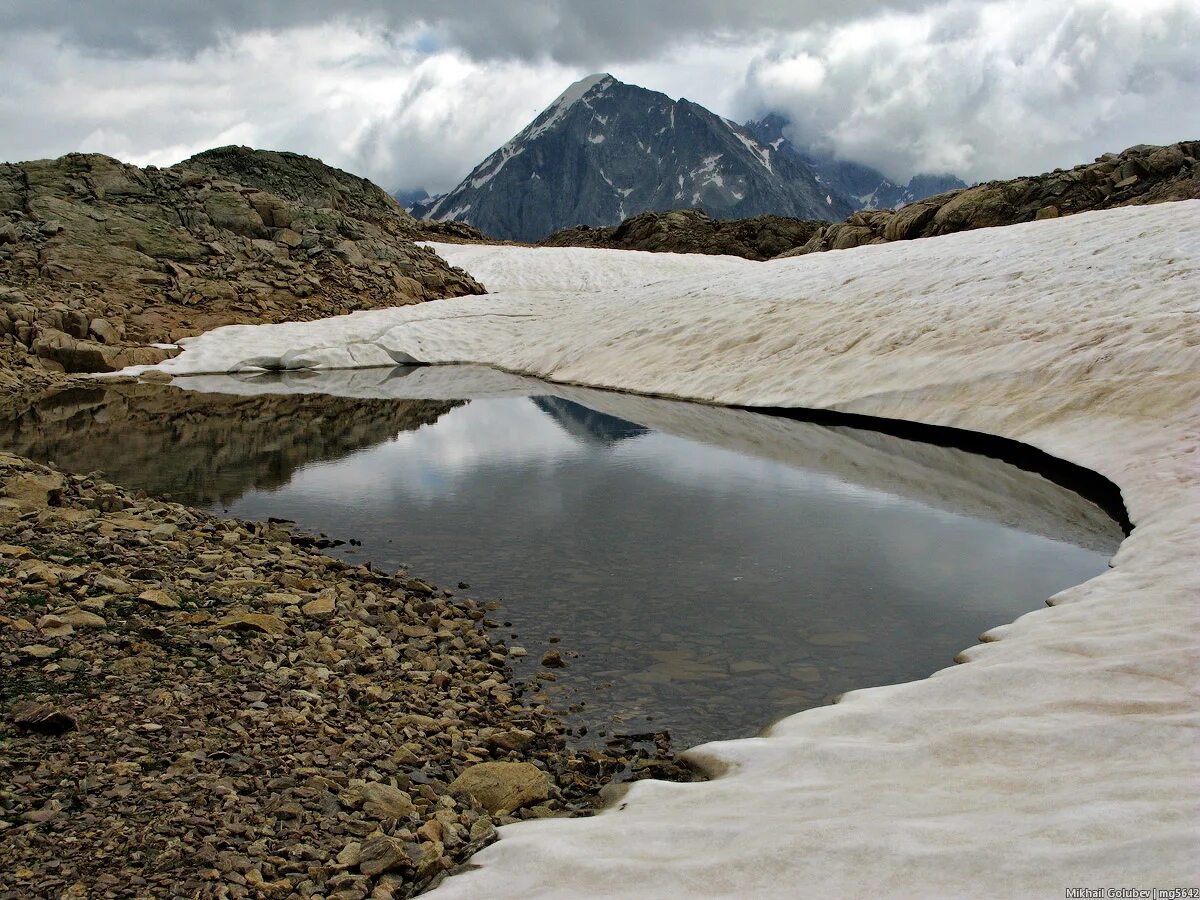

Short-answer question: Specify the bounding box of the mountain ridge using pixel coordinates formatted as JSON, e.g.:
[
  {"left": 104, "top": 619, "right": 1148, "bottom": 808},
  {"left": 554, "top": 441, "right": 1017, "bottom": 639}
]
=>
[
  {"left": 412, "top": 74, "right": 857, "bottom": 241},
  {"left": 742, "top": 113, "right": 967, "bottom": 211}
]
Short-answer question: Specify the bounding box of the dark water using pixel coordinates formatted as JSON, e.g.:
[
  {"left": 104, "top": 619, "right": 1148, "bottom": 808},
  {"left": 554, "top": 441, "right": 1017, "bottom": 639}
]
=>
[{"left": 0, "top": 368, "right": 1122, "bottom": 749}]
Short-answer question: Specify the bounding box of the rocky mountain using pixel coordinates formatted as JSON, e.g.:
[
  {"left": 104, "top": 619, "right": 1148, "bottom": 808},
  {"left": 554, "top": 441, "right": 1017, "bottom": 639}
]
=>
[
  {"left": 393, "top": 187, "right": 432, "bottom": 210},
  {"left": 742, "top": 113, "right": 967, "bottom": 210},
  {"left": 413, "top": 74, "right": 855, "bottom": 241},
  {"left": 542, "top": 140, "right": 1200, "bottom": 260},
  {"left": 0, "top": 149, "right": 483, "bottom": 379}
]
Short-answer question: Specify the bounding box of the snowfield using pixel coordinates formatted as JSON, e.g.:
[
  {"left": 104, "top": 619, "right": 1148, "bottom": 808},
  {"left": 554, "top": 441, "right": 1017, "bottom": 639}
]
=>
[{"left": 147, "top": 202, "right": 1200, "bottom": 896}]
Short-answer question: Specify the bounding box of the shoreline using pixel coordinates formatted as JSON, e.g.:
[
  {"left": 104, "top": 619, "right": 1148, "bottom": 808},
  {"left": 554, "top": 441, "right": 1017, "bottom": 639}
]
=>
[
  {"left": 0, "top": 378, "right": 698, "bottom": 898},
  {"left": 144, "top": 204, "right": 1196, "bottom": 896}
]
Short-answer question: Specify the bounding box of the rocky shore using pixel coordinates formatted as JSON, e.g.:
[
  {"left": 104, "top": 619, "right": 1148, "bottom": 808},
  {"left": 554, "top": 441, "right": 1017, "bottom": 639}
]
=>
[
  {"left": 0, "top": 412, "right": 696, "bottom": 899},
  {"left": 0, "top": 146, "right": 699, "bottom": 898}
]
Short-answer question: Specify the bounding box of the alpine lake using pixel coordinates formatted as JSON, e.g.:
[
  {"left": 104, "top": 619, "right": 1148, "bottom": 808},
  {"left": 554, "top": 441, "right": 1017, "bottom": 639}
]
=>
[{"left": 0, "top": 365, "right": 1123, "bottom": 751}]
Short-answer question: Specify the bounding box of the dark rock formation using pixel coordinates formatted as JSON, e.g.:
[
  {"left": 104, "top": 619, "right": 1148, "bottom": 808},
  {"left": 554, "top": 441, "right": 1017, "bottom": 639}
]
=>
[
  {"left": 543, "top": 141, "right": 1198, "bottom": 260},
  {"left": 541, "top": 208, "right": 824, "bottom": 261},
  {"left": 413, "top": 74, "right": 854, "bottom": 241}
]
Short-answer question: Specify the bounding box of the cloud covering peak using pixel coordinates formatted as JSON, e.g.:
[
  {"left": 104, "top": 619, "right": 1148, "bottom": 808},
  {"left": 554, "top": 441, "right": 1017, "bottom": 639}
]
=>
[{"left": 0, "top": 0, "right": 1195, "bottom": 192}]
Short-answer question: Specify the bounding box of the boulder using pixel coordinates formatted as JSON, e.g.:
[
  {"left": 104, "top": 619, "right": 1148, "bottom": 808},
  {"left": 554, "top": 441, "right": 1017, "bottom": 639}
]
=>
[
  {"left": 88, "top": 317, "right": 122, "bottom": 344},
  {"left": 8, "top": 701, "right": 77, "bottom": 735},
  {"left": 883, "top": 201, "right": 939, "bottom": 242},
  {"left": 361, "top": 782, "right": 416, "bottom": 820},
  {"left": 448, "top": 762, "right": 552, "bottom": 814},
  {"left": 203, "top": 192, "right": 267, "bottom": 237},
  {"left": 356, "top": 834, "right": 407, "bottom": 877},
  {"left": 3, "top": 471, "right": 65, "bottom": 507},
  {"left": 215, "top": 611, "right": 287, "bottom": 635}
]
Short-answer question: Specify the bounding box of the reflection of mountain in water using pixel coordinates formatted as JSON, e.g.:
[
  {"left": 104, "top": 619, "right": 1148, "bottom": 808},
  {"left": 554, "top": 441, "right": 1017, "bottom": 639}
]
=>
[
  {"left": 0, "top": 383, "right": 461, "bottom": 505},
  {"left": 531, "top": 396, "right": 648, "bottom": 447}
]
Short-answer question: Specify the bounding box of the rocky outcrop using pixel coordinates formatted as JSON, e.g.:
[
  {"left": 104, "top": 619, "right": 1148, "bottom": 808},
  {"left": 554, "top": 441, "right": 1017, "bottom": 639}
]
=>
[
  {"left": 179, "top": 145, "right": 414, "bottom": 229},
  {"left": 540, "top": 208, "right": 824, "bottom": 261},
  {"left": 541, "top": 141, "right": 1198, "bottom": 260},
  {"left": 778, "top": 141, "right": 1199, "bottom": 257},
  {"left": 0, "top": 151, "right": 485, "bottom": 376}
]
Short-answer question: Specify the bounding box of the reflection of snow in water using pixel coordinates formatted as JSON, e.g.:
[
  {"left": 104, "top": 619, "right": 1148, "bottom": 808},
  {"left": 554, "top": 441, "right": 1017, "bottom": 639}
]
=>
[{"left": 214, "top": 392, "right": 1114, "bottom": 749}]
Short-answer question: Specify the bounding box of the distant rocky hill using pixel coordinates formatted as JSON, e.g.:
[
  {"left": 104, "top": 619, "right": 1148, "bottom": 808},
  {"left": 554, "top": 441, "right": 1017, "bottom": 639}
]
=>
[
  {"left": 413, "top": 74, "right": 855, "bottom": 241},
  {"left": 779, "top": 140, "right": 1200, "bottom": 256},
  {"left": 742, "top": 114, "right": 967, "bottom": 210},
  {"left": 0, "top": 150, "right": 484, "bottom": 380},
  {"left": 543, "top": 141, "right": 1199, "bottom": 260}
]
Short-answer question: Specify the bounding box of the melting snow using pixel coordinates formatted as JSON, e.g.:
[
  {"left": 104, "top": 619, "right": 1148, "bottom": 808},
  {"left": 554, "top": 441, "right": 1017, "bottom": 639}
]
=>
[{"left": 140, "top": 202, "right": 1200, "bottom": 897}]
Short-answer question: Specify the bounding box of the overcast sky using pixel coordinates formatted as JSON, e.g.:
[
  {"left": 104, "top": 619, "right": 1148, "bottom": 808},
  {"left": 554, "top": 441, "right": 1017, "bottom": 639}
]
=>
[{"left": 0, "top": 0, "right": 1196, "bottom": 193}]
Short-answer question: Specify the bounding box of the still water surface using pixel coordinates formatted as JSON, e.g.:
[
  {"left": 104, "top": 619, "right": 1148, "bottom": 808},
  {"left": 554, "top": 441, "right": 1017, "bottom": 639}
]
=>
[{"left": 0, "top": 369, "right": 1122, "bottom": 748}]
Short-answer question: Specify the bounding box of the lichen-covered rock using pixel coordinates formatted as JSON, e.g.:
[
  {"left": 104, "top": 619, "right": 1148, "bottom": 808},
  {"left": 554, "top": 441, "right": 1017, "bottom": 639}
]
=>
[{"left": 0, "top": 149, "right": 486, "bottom": 375}]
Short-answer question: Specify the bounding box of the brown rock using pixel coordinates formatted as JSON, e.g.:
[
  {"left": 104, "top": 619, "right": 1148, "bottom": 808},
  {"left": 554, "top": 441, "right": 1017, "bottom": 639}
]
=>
[
  {"left": 58, "top": 608, "right": 107, "bottom": 628},
  {"left": 448, "top": 762, "right": 552, "bottom": 814},
  {"left": 356, "top": 834, "right": 406, "bottom": 877},
  {"left": 301, "top": 595, "right": 336, "bottom": 618},
  {"left": 883, "top": 201, "right": 939, "bottom": 241},
  {"left": 94, "top": 573, "right": 135, "bottom": 594},
  {"left": 88, "top": 318, "right": 121, "bottom": 344},
  {"left": 8, "top": 700, "right": 77, "bottom": 735},
  {"left": 36, "top": 614, "right": 74, "bottom": 638},
  {"left": 138, "top": 588, "right": 180, "bottom": 609},
  {"left": 215, "top": 611, "right": 287, "bottom": 635},
  {"left": 361, "top": 782, "right": 416, "bottom": 820},
  {"left": 3, "top": 471, "right": 65, "bottom": 507}
]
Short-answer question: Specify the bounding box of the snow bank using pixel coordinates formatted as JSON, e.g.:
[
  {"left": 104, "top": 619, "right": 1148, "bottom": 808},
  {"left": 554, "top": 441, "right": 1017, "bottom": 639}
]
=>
[
  {"left": 418, "top": 240, "right": 754, "bottom": 292},
  {"left": 152, "top": 202, "right": 1200, "bottom": 895}
]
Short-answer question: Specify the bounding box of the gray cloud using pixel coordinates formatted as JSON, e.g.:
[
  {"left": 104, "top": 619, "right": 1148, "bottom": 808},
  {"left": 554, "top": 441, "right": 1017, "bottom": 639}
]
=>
[
  {"left": 0, "top": 0, "right": 1195, "bottom": 195},
  {"left": 736, "top": 0, "right": 1200, "bottom": 182},
  {"left": 0, "top": 1, "right": 954, "bottom": 63}
]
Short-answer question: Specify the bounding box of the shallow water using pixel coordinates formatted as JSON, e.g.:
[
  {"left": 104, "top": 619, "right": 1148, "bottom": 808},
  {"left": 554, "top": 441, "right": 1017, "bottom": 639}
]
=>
[{"left": 0, "top": 367, "right": 1122, "bottom": 749}]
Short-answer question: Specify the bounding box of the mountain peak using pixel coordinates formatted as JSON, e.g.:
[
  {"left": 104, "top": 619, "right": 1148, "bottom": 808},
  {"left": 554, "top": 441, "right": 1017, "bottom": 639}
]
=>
[
  {"left": 556, "top": 73, "right": 615, "bottom": 106},
  {"left": 413, "top": 76, "right": 853, "bottom": 240}
]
